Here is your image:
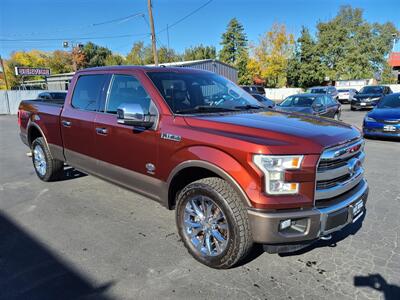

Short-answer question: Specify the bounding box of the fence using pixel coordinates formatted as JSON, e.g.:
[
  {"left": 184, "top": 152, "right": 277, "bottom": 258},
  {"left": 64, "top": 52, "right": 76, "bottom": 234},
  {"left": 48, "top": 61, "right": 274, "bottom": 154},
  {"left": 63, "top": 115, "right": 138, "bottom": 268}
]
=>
[
  {"left": 264, "top": 88, "right": 303, "bottom": 101},
  {"left": 0, "top": 90, "right": 64, "bottom": 115}
]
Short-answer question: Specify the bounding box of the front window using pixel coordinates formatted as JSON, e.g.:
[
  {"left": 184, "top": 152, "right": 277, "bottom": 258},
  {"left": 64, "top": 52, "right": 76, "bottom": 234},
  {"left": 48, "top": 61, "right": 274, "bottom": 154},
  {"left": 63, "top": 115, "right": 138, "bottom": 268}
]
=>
[
  {"left": 147, "top": 72, "right": 262, "bottom": 114},
  {"left": 309, "top": 88, "right": 326, "bottom": 94},
  {"left": 280, "top": 96, "right": 316, "bottom": 107},
  {"left": 359, "top": 86, "right": 383, "bottom": 94},
  {"left": 377, "top": 94, "right": 400, "bottom": 109}
]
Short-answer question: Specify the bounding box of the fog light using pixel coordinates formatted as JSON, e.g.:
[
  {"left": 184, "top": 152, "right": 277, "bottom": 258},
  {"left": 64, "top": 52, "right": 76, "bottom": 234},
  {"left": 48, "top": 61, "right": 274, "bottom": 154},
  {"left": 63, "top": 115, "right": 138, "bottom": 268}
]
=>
[{"left": 280, "top": 219, "right": 292, "bottom": 230}]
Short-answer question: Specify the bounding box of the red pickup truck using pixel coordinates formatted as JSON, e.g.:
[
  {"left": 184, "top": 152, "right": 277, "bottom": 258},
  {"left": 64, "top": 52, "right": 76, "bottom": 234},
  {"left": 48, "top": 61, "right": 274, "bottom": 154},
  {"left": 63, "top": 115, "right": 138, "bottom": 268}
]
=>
[{"left": 18, "top": 66, "right": 368, "bottom": 269}]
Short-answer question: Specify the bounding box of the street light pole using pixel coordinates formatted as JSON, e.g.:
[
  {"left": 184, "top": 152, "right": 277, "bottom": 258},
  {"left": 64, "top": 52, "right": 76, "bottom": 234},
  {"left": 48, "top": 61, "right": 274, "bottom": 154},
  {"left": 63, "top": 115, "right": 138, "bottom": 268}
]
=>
[{"left": 147, "top": 0, "right": 158, "bottom": 66}]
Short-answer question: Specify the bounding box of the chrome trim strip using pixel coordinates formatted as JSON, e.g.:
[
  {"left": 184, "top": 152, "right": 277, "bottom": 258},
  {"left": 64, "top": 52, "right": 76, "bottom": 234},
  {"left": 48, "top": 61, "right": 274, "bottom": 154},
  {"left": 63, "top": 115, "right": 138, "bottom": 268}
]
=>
[
  {"left": 317, "top": 152, "right": 365, "bottom": 181},
  {"left": 320, "top": 138, "right": 364, "bottom": 160},
  {"left": 315, "top": 168, "right": 364, "bottom": 200}
]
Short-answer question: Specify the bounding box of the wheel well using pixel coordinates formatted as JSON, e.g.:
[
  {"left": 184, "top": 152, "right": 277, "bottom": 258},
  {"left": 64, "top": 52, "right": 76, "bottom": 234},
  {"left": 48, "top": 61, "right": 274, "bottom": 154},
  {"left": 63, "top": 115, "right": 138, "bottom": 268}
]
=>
[
  {"left": 168, "top": 167, "right": 220, "bottom": 209},
  {"left": 28, "top": 126, "right": 42, "bottom": 146}
]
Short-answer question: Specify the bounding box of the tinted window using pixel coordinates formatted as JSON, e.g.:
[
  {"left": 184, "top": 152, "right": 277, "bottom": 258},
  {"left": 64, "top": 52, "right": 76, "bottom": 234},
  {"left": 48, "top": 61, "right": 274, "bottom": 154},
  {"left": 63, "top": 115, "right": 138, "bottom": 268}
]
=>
[
  {"left": 106, "top": 75, "right": 151, "bottom": 114},
  {"left": 310, "top": 88, "right": 326, "bottom": 94},
  {"left": 242, "top": 86, "right": 250, "bottom": 92},
  {"left": 280, "top": 96, "right": 316, "bottom": 107},
  {"left": 71, "top": 75, "right": 106, "bottom": 111},
  {"left": 256, "top": 86, "right": 265, "bottom": 93},
  {"left": 359, "top": 86, "right": 383, "bottom": 94},
  {"left": 50, "top": 92, "right": 66, "bottom": 100},
  {"left": 314, "top": 97, "right": 324, "bottom": 106},
  {"left": 338, "top": 89, "right": 349, "bottom": 92}
]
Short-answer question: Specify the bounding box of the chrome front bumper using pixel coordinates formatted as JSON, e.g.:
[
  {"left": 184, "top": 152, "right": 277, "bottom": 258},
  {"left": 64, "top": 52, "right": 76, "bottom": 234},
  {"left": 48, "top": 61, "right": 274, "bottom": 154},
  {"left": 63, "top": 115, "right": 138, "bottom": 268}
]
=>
[{"left": 248, "top": 179, "right": 368, "bottom": 244}]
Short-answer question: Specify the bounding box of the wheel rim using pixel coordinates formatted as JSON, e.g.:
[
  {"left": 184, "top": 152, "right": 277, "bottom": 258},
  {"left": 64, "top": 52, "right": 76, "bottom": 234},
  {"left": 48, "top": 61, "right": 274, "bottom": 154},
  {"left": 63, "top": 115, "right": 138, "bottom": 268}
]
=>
[
  {"left": 33, "top": 145, "right": 47, "bottom": 176},
  {"left": 183, "top": 195, "right": 229, "bottom": 257}
]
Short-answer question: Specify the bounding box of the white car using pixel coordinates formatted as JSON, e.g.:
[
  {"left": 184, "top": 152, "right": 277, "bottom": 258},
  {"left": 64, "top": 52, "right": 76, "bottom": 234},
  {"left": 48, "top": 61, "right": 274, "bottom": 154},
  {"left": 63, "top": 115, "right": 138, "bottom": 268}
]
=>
[{"left": 337, "top": 89, "right": 357, "bottom": 104}]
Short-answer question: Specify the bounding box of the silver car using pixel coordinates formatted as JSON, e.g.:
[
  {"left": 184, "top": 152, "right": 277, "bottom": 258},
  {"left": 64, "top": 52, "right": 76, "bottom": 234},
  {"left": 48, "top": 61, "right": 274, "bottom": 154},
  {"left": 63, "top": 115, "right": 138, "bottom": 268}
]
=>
[
  {"left": 309, "top": 86, "right": 339, "bottom": 100},
  {"left": 337, "top": 88, "right": 357, "bottom": 104}
]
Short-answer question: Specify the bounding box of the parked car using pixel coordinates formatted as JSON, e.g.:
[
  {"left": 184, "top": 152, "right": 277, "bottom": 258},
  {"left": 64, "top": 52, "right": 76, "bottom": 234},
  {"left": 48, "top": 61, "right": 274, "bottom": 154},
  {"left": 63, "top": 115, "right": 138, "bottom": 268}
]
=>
[
  {"left": 250, "top": 93, "right": 275, "bottom": 108},
  {"left": 18, "top": 66, "right": 368, "bottom": 269},
  {"left": 351, "top": 85, "right": 393, "bottom": 110},
  {"left": 337, "top": 88, "right": 357, "bottom": 104},
  {"left": 38, "top": 91, "right": 67, "bottom": 101},
  {"left": 277, "top": 93, "right": 341, "bottom": 119},
  {"left": 308, "top": 86, "right": 339, "bottom": 100},
  {"left": 363, "top": 93, "right": 400, "bottom": 140},
  {"left": 241, "top": 85, "right": 265, "bottom": 96}
]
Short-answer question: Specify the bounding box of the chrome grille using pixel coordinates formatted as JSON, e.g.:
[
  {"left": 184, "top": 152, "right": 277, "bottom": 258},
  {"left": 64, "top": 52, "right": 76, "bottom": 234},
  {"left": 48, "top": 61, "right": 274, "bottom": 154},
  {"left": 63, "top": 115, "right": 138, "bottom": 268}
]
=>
[{"left": 315, "top": 139, "right": 365, "bottom": 201}]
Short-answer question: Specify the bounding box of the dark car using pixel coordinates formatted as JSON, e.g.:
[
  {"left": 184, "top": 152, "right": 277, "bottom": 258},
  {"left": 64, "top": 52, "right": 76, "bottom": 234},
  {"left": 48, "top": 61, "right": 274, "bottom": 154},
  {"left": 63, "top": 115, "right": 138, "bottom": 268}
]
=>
[
  {"left": 277, "top": 93, "right": 341, "bottom": 119},
  {"left": 251, "top": 93, "right": 275, "bottom": 108},
  {"left": 241, "top": 85, "right": 265, "bottom": 96},
  {"left": 309, "top": 86, "right": 339, "bottom": 100},
  {"left": 351, "top": 86, "right": 393, "bottom": 110},
  {"left": 363, "top": 93, "right": 400, "bottom": 140}
]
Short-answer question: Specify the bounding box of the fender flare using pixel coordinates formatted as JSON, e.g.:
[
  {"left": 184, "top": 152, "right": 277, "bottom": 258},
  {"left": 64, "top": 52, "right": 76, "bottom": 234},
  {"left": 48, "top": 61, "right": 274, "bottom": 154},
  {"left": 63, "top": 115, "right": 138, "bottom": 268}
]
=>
[
  {"left": 27, "top": 122, "right": 52, "bottom": 157},
  {"left": 167, "top": 159, "right": 252, "bottom": 208}
]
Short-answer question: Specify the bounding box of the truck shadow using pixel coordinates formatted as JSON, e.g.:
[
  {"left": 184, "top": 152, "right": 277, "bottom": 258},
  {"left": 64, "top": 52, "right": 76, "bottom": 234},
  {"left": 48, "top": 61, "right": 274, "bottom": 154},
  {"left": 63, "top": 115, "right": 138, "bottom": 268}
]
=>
[
  {"left": 58, "top": 166, "right": 87, "bottom": 181},
  {"left": 0, "top": 212, "right": 114, "bottom": 300},
  {"left": 354, "top": 274, "right": 400, "bottom": 300}
]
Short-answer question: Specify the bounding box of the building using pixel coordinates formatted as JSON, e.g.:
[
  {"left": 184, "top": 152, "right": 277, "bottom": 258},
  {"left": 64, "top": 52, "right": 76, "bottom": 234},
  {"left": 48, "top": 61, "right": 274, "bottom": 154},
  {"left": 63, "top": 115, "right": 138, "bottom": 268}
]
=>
[
  {"left": 388, "top": 52, "right": 400, "bottom": 83},
  {"left": 20, "top": 59, "right": 238, "bottom": 90}
]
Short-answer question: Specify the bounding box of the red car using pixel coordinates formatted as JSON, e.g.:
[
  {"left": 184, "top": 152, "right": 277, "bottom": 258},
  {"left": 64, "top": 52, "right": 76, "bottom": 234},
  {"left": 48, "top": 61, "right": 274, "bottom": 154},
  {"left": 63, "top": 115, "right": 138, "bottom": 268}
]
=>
[{"left": 18, "top": 66, "right": 368, "bottom": 268}]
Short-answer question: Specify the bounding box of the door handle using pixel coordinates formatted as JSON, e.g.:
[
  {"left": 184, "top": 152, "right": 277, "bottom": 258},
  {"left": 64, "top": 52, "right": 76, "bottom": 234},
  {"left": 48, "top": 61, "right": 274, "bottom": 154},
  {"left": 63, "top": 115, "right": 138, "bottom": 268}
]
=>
[
  {"left": 95, "top": 127, "right": 108, "bottom": 135},
  {"left": 61, "top": 120, "right": 71, "bottom": 127}
]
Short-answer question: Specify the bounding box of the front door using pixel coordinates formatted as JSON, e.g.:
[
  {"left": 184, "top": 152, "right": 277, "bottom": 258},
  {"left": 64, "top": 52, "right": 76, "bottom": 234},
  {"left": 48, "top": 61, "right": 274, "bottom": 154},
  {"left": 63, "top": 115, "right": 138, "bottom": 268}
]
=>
[{"left": 93, "top": 73, "right": 162, "bottom": 201}]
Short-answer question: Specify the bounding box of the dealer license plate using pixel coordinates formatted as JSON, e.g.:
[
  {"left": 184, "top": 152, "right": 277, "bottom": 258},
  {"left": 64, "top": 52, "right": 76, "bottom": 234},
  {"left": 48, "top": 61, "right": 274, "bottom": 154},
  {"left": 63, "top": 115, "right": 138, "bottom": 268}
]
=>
[
  {"left": 352, "top": 200, "right": 364, "bottom": 222},
  {"left": 383, "top": 125, "right": 396, "bottom": 132}
]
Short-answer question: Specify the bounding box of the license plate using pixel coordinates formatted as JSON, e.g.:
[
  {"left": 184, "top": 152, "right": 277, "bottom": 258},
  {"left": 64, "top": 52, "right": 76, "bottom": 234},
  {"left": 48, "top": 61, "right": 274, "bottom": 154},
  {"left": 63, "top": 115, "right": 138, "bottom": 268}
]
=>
[
  {"left": 360, "top": 103, "right": 366, "bottom": 106},
  {"left": 352, "top": 199, "right": 364, "bottom": 221},
  {"left": 383, "top": 125, "right": 396, "bottom": 132}
]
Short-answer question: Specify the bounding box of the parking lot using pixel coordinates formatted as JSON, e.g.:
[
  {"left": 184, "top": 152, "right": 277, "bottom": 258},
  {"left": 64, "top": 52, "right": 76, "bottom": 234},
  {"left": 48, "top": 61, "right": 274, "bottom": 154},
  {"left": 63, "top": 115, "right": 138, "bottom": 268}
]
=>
[{"left": 0, "top": 106, "right": 399, "bottom": 300}]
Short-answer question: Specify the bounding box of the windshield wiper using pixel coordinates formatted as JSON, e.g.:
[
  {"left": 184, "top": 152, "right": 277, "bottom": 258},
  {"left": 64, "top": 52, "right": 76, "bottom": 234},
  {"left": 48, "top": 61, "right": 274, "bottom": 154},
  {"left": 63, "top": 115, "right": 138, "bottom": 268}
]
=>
[
  {"left": 234, "top": 104, "right": 264, "bottom": 110},
  {"left": 175, "top": 106, "right": 238, "bottom": 114}
]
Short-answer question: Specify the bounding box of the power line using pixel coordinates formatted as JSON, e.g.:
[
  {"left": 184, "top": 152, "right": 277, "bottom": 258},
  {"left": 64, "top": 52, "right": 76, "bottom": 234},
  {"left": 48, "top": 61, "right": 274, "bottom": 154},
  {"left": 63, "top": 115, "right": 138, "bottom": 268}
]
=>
[{"left": 157, "top": 0, "right": 214, "bottom": 34}]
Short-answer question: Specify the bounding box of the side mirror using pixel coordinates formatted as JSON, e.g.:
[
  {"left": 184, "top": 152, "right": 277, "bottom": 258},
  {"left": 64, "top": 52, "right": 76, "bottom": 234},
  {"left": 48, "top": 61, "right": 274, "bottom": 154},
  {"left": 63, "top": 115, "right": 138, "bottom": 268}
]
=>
[{"left": 117, "top": 103, "right": 154, "bottom": 128}]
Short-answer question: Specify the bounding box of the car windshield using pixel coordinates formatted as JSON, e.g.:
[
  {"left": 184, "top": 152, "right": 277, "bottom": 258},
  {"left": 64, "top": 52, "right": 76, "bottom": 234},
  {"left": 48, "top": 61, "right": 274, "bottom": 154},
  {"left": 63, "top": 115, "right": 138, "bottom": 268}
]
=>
[
  {"left": 147, "top": 72, "right": 262, "bottom": 114},
  {"left": 359, "top": 86, "right": 383, "bottom": 94},
  {"left": 377, "top": 94, "right": 400, "bottom": 109},
  {"left": 280, "top": 96, "right": 316, "bottom": 107},
  {"left": 309, "top": 88, "right": 326, "bottom": 94}
]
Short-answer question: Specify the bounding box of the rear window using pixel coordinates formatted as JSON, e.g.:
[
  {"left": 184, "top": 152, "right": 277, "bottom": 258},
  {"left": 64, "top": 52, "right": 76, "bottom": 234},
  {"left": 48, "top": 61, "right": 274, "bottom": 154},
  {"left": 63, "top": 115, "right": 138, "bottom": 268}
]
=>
[
  {"left": 338, "top": 89, "right": 349, "bottom": 92},
  {"left": 256, "top": 86, "right": 265, "bottom": 93},
  {"left": 71, "top": 75, "right": 107, "bottom": 111},
  {"left": 310, "top": 88, "right": 327, "bottom": 94}
]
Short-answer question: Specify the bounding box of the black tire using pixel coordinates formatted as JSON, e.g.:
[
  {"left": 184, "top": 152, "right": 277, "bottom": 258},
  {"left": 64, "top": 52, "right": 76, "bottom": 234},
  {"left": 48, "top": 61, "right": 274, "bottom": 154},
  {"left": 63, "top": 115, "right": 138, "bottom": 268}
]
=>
[
  {"left": 176, "top": 177, "right": 252, "bottom": 269},
  {"left": 351, "top": 106, "right": 356, "bottom": 111},
  {"left": 31, "top": 137, "right": 64, "bottom": 181},
  {"left": 334, "top": 112, "right": 341, "bottom": 120}
]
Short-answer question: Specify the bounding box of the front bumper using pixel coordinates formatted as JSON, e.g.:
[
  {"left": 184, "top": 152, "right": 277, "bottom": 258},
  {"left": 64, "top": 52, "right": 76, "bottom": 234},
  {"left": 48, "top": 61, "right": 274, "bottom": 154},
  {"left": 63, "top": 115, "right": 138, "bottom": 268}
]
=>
[
  {"left": 248, "top": 179, "right": 368, "bottom": 244},
  {"left": 351, "top": 101, "right": 377, "bottom": 109},
  {"left": 363, "top": 123, "right": 400, "bottom": 139}
]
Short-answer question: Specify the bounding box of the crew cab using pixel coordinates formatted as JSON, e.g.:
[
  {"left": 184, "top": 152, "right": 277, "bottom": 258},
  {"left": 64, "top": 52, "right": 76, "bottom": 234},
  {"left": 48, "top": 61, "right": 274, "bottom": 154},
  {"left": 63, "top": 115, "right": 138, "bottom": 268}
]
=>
[{"left": 18, "top": 66, "right": 368, "bottom": 269}]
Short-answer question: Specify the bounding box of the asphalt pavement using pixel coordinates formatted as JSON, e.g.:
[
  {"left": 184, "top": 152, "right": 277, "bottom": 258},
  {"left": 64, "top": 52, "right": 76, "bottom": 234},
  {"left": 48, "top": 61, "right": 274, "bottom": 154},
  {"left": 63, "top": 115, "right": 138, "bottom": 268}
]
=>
[{"left": 0, "top": 106, "right": 399, "bottom": 300}]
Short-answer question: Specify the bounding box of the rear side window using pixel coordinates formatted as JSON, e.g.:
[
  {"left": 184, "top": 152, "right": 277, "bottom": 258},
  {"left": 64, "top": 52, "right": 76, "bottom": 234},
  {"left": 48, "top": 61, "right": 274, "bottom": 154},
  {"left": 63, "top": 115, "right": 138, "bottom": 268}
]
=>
[
  {"left": 105, "top": 75, "right": 151, "bottom": 114},
  {"left": 71, "top": 75, "right": 107, "bottom": 111}
]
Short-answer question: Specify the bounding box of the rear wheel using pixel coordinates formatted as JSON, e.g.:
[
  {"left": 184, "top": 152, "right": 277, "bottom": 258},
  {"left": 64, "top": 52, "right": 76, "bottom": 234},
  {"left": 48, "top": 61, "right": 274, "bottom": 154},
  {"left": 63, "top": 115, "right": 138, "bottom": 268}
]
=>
[
  {"left": 176, "top": 177, "right": 252, "bottom": 269},
  {"left": 31, "top": 137, "right": 64, "bottom": 181}
]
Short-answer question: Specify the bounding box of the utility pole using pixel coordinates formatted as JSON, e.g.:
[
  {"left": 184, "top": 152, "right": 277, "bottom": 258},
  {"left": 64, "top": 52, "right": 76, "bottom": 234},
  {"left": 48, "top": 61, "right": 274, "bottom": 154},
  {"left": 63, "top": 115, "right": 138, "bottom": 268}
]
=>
[
  {"left": 0, "top": 55, "right": 11, "bottom": 114},
  {"left": 147, "top": 0, "right": 158, "bottom": 66}
]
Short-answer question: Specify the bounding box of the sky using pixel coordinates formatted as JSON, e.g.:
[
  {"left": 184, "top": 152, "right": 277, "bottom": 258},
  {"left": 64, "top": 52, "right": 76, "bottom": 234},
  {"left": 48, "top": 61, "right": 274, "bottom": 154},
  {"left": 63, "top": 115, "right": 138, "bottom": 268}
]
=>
[{"left": 1, "top": 0, "right": 400, "bottom": 59}]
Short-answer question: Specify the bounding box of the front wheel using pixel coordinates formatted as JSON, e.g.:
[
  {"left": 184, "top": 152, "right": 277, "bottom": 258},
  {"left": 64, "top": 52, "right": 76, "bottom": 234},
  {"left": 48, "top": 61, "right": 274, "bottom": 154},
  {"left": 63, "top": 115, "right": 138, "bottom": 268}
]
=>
[
  {"left": 31, "top": 137, "right": 64, "bottom": 181},
  {"left": 176, "top": 177, "right": 252, "bottom": 269}
]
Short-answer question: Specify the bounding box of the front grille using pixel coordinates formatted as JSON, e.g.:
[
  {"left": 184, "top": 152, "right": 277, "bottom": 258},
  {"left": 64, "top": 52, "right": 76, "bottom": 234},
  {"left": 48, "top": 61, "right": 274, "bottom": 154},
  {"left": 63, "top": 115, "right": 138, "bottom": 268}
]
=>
[
  {"left": 315, "top": 139, "right": 365, "bottom": 203},
  {"left": 375, "top": 119, "right": 400, "bottom": 124}
]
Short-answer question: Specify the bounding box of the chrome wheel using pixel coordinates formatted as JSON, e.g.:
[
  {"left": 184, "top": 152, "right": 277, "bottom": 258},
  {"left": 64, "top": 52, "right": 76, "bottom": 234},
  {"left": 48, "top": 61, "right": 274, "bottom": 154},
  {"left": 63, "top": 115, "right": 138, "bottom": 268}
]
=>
[
  {"left": 33, "top": 145, "right": 47, "bottom": 176},
  {"left": 183, "top": 195, "right": 229, "bottom": 257}
]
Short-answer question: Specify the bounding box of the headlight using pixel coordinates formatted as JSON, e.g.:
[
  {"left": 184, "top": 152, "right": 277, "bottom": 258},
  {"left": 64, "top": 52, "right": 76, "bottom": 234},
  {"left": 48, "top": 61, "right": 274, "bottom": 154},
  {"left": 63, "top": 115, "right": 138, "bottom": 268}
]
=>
[
  {"left": 253, "top": 155, "right": 303, "bottom": 195},
  {"left": 365, "top": 116, "right": 375, "bottom": 122},
  {"left": 370, "top": 97, "right": 380, "bottom": 101}
]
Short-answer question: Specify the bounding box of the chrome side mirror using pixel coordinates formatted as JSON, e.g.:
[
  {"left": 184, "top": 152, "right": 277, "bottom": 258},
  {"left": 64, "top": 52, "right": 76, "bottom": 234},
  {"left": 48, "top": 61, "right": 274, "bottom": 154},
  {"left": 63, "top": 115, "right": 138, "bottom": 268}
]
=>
[{"left": 117, "top": 103, "right": 154, "bottom": 128}]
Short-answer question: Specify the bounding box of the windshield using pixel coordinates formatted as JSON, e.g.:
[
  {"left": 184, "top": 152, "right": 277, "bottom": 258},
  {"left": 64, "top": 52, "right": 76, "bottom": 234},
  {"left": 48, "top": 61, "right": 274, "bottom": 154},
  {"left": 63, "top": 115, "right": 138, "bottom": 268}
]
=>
[
  {"left": 147, "top": 72, "right": 262, "bottom": 114},
  {"left": 280, "top": 95, "right": 316, "bottom": 107},
  {"left": 377, "top": 94, "right": 400, "bottom": 109},
  {"left": 359, "top": 86, "right": 383, "bottom": 94},
  {"left": 309, "top": 88, "right": 326, "bottom": 94}
]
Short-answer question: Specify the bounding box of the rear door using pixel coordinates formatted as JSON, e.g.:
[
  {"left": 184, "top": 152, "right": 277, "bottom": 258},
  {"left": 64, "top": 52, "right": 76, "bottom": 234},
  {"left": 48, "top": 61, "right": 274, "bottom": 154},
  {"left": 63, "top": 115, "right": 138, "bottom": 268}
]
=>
[
  {"left": 92, "top": 72, "right": 161, "bottom": 199},
  {"left": 325, "top": 95, "right": 337, "bottom": 117},
  {"left": 60, "top": 74, "right": 109, "bottom": 173}
]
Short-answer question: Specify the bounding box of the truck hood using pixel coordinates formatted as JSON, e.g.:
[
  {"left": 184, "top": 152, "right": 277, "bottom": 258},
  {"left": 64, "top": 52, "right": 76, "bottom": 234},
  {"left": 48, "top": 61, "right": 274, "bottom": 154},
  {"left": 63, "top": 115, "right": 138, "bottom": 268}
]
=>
[{"left": 184, "top": 110, "right": 361, "bottom": 154}]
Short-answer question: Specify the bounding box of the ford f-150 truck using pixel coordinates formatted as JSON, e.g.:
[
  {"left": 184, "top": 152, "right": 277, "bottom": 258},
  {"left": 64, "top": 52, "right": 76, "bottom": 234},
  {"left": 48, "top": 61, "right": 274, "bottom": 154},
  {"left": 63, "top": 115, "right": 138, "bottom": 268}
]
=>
[{"left": 18, "top": 66, "right": 368, "bottom": 269}]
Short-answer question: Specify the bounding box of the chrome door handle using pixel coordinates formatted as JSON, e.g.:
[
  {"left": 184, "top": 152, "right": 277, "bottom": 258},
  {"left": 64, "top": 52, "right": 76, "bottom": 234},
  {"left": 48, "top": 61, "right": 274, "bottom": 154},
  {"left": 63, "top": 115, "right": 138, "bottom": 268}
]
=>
[
  {"left": 95, "top": 127, "right": 108, "bottom": 135},
  {"left": 62, "top": 120, "right": 71, "bottom": 127}
]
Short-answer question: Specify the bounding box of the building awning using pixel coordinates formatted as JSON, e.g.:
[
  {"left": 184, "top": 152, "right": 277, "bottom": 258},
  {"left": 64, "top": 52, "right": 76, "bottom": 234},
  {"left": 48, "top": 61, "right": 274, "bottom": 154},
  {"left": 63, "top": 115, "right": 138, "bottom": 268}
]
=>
[{"left": 388, "top": 52, "right": 400, "bottom": 68}]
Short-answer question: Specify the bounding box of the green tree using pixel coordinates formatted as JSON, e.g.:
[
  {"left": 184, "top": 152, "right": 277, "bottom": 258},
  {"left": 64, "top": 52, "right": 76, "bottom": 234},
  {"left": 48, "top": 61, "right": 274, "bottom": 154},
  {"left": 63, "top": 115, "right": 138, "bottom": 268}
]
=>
[
  {"left": 183, "top": 45, "right": 216, "bottom": 61},
  {"left": 316, "top": 5, "right": 398, "bottom": 80},
  {"left": 81, "top": 42, "right": 112, "bottom": 68},
  {"left": 158, "top": 46, "right": 181, "bottom": 64},
  {"left": 287, "top": 27, "right": 325, "bottom": 88},
  {"left": 47, "top": 50, "right": 73, "bottom": 74},
  {"left": 219, "top": 18, "right": 250, "bottom": 84},
  {"left": 104, "top": 53, "right": 126, "bottom": 66}
]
